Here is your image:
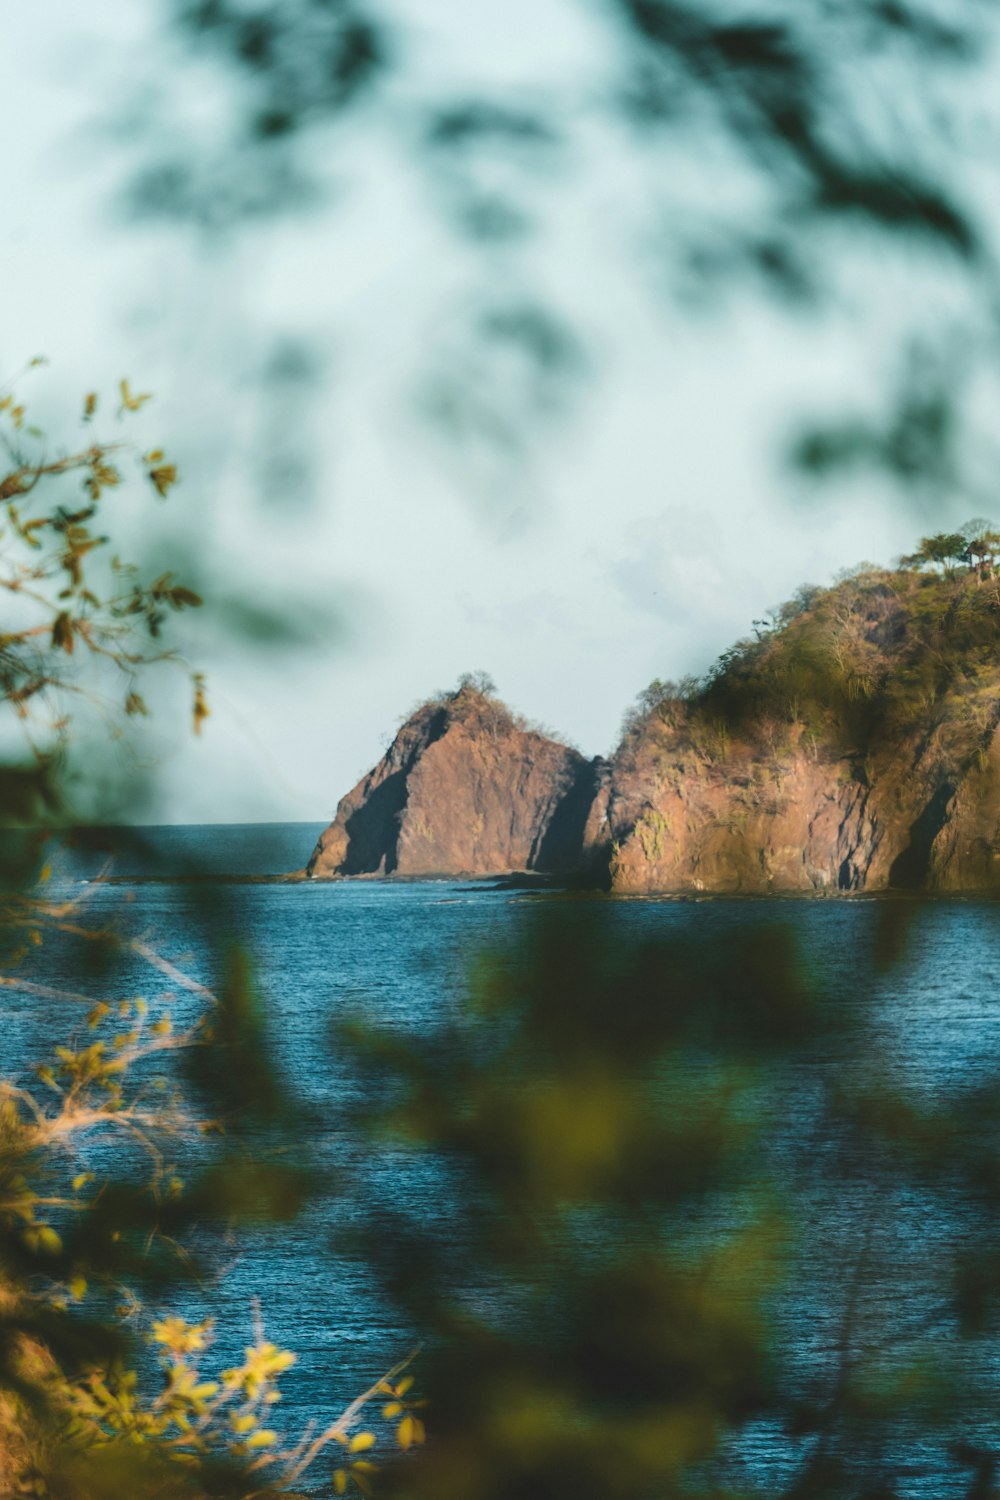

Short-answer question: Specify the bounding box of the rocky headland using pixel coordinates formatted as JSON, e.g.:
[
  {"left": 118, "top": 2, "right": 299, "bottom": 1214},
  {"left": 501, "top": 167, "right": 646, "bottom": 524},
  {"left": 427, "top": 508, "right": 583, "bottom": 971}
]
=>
[
  {"left": 305, "top": 681, "right": 601, "bottom": 880},
  {"left": 306, "top": 541, "right": 1000, "bottom": 893}
]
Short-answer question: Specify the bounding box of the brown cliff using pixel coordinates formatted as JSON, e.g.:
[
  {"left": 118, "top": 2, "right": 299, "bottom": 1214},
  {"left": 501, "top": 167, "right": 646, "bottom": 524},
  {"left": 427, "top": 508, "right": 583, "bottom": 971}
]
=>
[
  {"left": 306, "top": 682, "right": 600, "bottom": 879},
  {"left": 308, "top": 552, "right": 1000, "bottom": 893},
  {"left": 592, "top": 556, "right": 1000, "bottom": 893},
  {"left": 593, "top": 710, "right": 995, "bottom": 895}
]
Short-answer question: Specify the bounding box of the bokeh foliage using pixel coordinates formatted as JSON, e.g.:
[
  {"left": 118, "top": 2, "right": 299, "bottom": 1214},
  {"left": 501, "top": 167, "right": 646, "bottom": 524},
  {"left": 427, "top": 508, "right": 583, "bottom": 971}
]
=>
[
  {"left": 6, "top": 381, "right": 1000, "bottom": 1498},
  {"left": 344, "top": 904, "right": 1000, "bottom": 1499},
  {"left": 126, "top": 0, "right": 1000, "bottom": 509},
  {"left": 0, "top": 374, "right": 413, "bottom": 1497},
  {"left": 10, "top": 6, "right": 1000, "bottom": 1492}
]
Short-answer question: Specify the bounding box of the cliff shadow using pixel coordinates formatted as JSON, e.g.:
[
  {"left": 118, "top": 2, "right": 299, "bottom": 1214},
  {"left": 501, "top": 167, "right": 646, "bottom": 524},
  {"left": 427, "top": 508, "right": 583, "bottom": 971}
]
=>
[
  {"left": 888, "top": 782, "right": 955, "bottom": 890},
  {"left": 533, "top": 758, "right": 608, "bottom": 885},
  {"left": 338, "top": 706, "right": 450, "bottom": 875},
  {"left": 339, "top": 771, "right": 409, "bottom": 874}
]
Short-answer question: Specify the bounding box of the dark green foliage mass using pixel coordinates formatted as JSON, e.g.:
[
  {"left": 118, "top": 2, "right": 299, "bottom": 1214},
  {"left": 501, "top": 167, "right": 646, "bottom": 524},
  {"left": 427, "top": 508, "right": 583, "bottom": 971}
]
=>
[{"left": 341, "top": 902, "right": 1000, "bottom": 1499}]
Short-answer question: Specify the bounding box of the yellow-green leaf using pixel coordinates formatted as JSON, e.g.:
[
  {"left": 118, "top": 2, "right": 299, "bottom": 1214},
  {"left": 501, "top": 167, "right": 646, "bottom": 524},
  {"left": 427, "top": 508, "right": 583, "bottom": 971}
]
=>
[
  {"left": 245, "top": 1429, "right": 277, "bottom": 1449},
  {"left": 397, "top": 1416, "right": 415, "bottom": 1451},
  {"left": 119, "top": 379, "right": 152, "bottom": 413}
]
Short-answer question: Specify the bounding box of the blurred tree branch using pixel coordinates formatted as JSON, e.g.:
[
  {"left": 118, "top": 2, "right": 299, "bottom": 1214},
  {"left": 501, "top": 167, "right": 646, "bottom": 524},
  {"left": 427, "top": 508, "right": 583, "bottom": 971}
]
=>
[{"left": 113, "top": 0, "right": 1000, "bottom": 508}]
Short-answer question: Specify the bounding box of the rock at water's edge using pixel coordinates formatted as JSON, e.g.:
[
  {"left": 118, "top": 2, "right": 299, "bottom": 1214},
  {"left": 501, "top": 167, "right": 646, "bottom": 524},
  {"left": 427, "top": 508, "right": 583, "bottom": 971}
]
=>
[{"left": 306, "top": 686, "right": 602, "bottom": 879}]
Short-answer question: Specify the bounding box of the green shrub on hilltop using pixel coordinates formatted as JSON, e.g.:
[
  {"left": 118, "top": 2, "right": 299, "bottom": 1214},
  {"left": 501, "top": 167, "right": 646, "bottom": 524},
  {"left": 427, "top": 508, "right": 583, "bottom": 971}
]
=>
[{"left": 624, "top": 523, "right": 1000, "bottom": 774}]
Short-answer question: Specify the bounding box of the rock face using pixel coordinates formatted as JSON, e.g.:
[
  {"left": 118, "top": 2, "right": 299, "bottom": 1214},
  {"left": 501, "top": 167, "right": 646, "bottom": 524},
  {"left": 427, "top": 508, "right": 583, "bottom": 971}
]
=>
[
  {"left": 587, "top": 560, "right": 1000, "bottom": 895},
  {"left": 308, "top": 696, "right": 1000, "bottom": 893},
  {"left": 590, "top": 715, "right": 1000, "bottom": 895},
  {"left": 306, "top": 686, "right": 601, "bottom": 879},
  {"left": 307, "top": 563, "right": 1000, "bottom": 894}
]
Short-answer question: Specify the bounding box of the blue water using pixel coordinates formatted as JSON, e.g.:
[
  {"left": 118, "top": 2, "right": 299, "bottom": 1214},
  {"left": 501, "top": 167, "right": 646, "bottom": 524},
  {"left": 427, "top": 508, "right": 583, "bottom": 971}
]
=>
[
  {"left": 38, "top": 821, "right": 326, "bottom": 878},
  {"left": 8, "top": 824, "right": 1000, "bottom": 1495}
]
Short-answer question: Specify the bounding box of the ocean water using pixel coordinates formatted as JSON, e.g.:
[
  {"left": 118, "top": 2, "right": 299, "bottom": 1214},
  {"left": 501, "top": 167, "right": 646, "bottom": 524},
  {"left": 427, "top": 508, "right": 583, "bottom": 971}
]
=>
[{"left": 7, "top": 823, "right": 1000, "bottom": 1495}]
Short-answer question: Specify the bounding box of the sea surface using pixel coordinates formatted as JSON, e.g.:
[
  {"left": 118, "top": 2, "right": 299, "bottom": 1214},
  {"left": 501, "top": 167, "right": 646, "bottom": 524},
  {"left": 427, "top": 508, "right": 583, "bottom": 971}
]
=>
[{"left": 7, "top": 822, "right": 1000, "bottom": 1495}]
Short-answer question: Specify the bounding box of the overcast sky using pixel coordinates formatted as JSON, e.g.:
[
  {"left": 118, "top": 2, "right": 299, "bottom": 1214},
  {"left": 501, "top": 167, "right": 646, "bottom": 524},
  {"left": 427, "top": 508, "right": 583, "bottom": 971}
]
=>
[{"left": 2, "top": 0, "right": 952, "bottom": 823}]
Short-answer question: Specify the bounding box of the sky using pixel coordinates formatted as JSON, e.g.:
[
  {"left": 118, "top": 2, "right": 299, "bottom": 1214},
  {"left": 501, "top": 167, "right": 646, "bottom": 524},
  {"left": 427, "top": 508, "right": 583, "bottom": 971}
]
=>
[{"left": 1, "top": 0, "right": 959, "bottom": 823}]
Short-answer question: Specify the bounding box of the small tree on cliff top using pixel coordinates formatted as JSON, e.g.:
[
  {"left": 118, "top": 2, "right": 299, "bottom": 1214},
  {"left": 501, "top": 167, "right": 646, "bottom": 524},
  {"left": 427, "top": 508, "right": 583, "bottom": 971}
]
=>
[
  {"left": 454, "top": 670, "right": 497, "bottom": 699},
  {"left": 900, "top": 530, "right": 968, "bottom": 575}
]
